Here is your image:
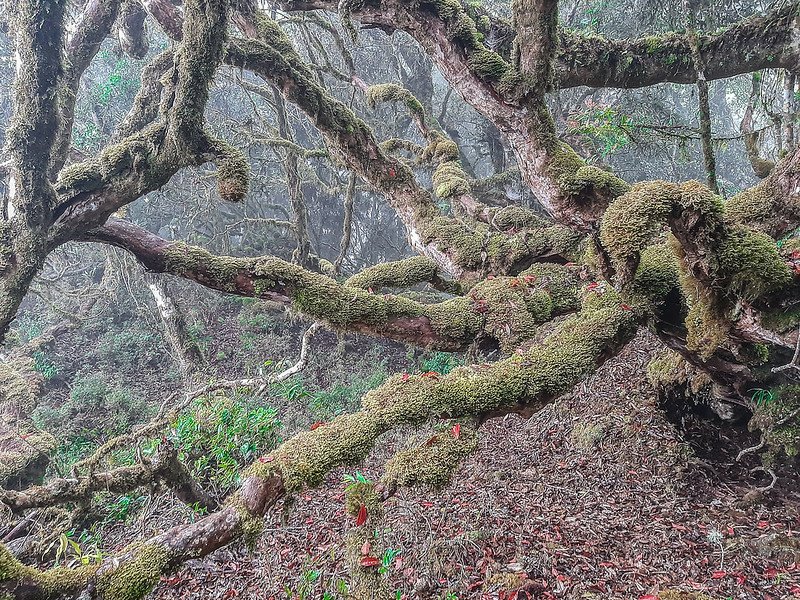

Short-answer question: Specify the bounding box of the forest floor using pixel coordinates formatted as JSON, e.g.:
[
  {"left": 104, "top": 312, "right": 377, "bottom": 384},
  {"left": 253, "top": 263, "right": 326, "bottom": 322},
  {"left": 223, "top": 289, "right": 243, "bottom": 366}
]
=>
[{"left": 125, "top": 333, "right": 800, "bottom": 600}]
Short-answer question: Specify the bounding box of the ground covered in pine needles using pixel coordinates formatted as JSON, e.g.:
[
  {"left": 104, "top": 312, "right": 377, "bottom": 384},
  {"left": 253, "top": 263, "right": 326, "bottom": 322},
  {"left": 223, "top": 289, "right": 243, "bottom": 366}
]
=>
[{"left": 138, "top": 334, "right": 800, "bottom": 599}]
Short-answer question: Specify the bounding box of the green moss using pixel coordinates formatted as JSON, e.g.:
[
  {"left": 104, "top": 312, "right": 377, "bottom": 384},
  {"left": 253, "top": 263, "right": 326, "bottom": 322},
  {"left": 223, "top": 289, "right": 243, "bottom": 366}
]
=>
[
  {"left": 95, "top": 543, "right": 171, "bottom": 600},
  {"left": 210, "top": 137, "right": 250, "bottom": 202},
  {"left": 467, "top": 48, "right": 509, "bottom": 80},
  {"left": 243, "top": 288, "right": 636, "bottom": 495},
  {"left": 716, "top": 224, "right": 791, "bottom": 300},
  {"left": 344, "top": 481, "right": 382, "bottom": 518},
  {"left": 632, "top": 243, "right": 680, "bottom": 302},
  {"left": 382, "top": 422, "right": 477, "bottom": 489},
  {"left": 432, "top": 160, "right": 470, "bottom": 199},
  {"left": 0, "top": 544, "right": 97, "bottom": 597},
  {"left": 366, "top": 83, "right": 425, "bottom": 123},
  {"left": 646, "top": 348, "right": 711, "bottom": 394},
  {"left": 548, "top": 144, "right": 630, "bottom": 199},
  {"left": 345, "top": 256, "right": 456, "bottom": 292}
]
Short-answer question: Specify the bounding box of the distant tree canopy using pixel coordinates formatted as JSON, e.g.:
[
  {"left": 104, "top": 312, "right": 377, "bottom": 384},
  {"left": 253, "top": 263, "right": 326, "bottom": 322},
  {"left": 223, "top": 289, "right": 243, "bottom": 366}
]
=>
[{"left": 0, "top": 0, "right": 798, "bottom": 597}]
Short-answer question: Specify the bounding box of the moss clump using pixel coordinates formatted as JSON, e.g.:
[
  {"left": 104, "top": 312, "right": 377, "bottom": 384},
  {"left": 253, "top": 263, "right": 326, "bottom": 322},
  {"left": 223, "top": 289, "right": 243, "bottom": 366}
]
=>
[
  {"left": 489, "top": 205, "right": 545, "bottom": 231},
  {"left": 366, "top": 83, "right": 425, "bottom": 123},
  {"left": 549, "top": 144, "right": 630, "bottom": 200},
  {"left": 716, "top": 224, "right": 791, "bottom": 300},
  {"left": 211, "top": 137, "right": 250, "bottom": 202},
  {"left": 432, "top": 160, "right": 470, "bottom": 199},
  {"left": 344, "top": 481, "right": 382, "bottom": 519},
  {"left": 632, "top": 243, "right": 680, "bottom": 303},
  {"left": 468, "top": 48, "right": 509, "bottom": 80},
  {"left": 382, "top": 422, "right": 477, "bottom": 489},
  {"left": 658, "top": 591, "right": 712, "bottom": 600},
  {"left": 647, "top": 348, "right": 711, "bottom": 394},
  {"left": 0, "top": 544, "right": 98, "bottom": 597},
  {"left": 421, "top": 132, "right": 460, "bottom": 163},
  {"left": 345, "top": 256, "right": 439, "bottom": 290},
  {"left": 94, "top": 543, "right": 171, "bottom": 600},
  {"left": 725, "top": 178, "right": 798, "bottom": 238}
]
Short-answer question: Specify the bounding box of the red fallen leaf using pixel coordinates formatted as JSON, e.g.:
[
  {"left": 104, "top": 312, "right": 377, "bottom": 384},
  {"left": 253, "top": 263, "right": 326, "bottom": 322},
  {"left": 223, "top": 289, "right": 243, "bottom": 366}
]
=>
[
  {"left": 711, "top": 570, "right": 727, "bottom": 579},
  {"left": 757, "top": 520, "right": 770, "bottom": 529},
  {"left": 388, "top": 167, "right": 396, "bottom": 178},
  {"left": 452, "top": 423, "right": 461, "bottom": 439},
  {"left": 421, "top": 371, "right": 439, "bottom": 379},
  {"left": 258, "top": 455, "right": 274, "bottom": 463},
  {"left": 360, "top": 541, "right": 371, "bottom": 556},
  {"left": 765, "top": 567, "right": 779, "bottom": 578},
  {"left": 360, "top": 556, "right": 381, "bottom": 568},
  {"left": 639, "top": 596, "right": 658, "bottom": 600},
  {"left": 587, "top": 282, "right": 599, "bottom": 291},
  {"left": 401, "top": 373, "right": 410, "bottom": 381},
  {"left": 222, "top": 589, "right": 238, "bottom": 598},
  {"left": 310, "top": 421, "right": 326, "bottom": 430},
  {"left": 620, "top": 303, "right": 633, "bottom": 311},
  {"left": 523, "top": 274, "right": 537, "bottom": 284},
  {"left": 487, "top": 274, "right": 495, "bottom": 279},
  {"left": 509, "top": 279, "right": 520, "bottom": 287},
  {"left": 424, "top": 435, "right": 438, "bottom": 447},
  {"left": 732, "top": 571, "right": 746, "bottom": 584},
  {"left": 355, "top": 504, "right": 367, "bottom": 526}
]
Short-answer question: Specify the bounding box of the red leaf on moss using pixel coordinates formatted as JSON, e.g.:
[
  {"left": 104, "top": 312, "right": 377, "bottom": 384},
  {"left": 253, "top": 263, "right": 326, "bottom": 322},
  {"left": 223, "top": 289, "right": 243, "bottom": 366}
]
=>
[
  {"left": 310, "top": 421, "right": 325, "bottom": 431},
  {"left": 388, "top": 167, "right": 396, "bottom": 178},
  {"left": 487, "top": 274, "right": 495, "bottom": 280},
  {"left": 360, "top": 556, "right": 381, "bottom": 567},
  {"left": 422, "top": 371, "right": 439, "bottom": 379},
  {"left": 360, "top": 541, "right": 371, "bottom": 556},
  {"left": 258, "top": 455, "right": 274, "bottom": 463},
  {"left": 452, "top": 423, "right": 461, "bottom": 439},
  {"left": 401, "top": 373, "right": 410, "bottom": 382},
  {"left": 587, "top": 282, "right": 599, "bottom": 291},
  {"left": 620, "top": 303, "right": 633, "bottom": 311},
  {"left": 355, "top": 504, "right": 367, "bottom": 526}
]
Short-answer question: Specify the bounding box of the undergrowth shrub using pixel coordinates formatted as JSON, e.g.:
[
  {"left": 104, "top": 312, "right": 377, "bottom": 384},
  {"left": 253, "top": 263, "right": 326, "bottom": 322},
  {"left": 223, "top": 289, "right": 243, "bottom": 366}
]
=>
[{"left": 170, "top": 392, "right": 282, "bottom": 491}]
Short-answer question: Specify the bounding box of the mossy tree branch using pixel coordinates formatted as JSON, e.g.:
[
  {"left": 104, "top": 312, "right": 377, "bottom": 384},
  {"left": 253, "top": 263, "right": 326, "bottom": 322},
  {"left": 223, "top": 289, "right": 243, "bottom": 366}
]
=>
[
  {"left": 280, "top": 0, "right": 631, "bottom": 230},
  {"left": 0, "top": 442, "right": 218, "bottom": 513},
  {"left": 0, "top": 290, "right": 639, "bottom": 600},
  {"left": 284, "top": 1, "right": 800, "bottom": 89},
  {"left": 86, "top": 218, "right": 580, "bottom": 352}
]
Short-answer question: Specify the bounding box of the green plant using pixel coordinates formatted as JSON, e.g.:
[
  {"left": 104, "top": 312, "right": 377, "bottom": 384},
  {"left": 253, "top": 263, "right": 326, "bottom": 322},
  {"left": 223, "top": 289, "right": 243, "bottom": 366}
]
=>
[
  {"left": 567, "top": 100, "right": 634, "bottom": 158},
  {"left": 378, "top": 547, "right": 401, "bottom": 575},
  {"left": 52, "top": 531, "right": 103, "bottom": 568},
  {"left": 420, "top": 351, "right": 463, "bottom": 375},
  {"left": 32, "top": 350, "right": 58, "bottom": 380},
  {"left": 170, "top": 393, "right": 282, "bottom": 489},
  {"left": 751, "top": 388, "right": 775, "bottom": 406},
  {"left": 343, "top": 471, "right": 372, "bottom": 492},
  {"left": 103, "top": 493, "right": 146, "bottom": 523}
]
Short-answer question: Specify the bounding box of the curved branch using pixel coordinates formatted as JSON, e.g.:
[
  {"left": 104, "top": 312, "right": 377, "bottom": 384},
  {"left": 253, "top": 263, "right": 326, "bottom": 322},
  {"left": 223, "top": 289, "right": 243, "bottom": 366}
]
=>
[{"left": 0, "top": 291, "right": 640, "bottom": 600}]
